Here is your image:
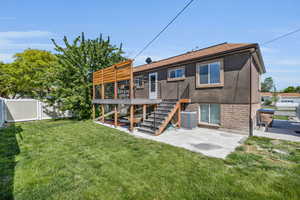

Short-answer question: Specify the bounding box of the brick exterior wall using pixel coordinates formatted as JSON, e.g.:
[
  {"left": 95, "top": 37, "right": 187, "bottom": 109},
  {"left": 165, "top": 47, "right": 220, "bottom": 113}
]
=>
[
  {"left": 184, "top": 103, "right": 261, "bottom": 134},
  {"left": 221, "top": 104, "right": 249, "bottom": 133}
]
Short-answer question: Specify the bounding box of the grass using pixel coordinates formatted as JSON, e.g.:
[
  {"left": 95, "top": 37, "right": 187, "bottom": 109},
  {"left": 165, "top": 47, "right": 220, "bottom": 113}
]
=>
[
  {"left": 1, "top": 120, "right": 300, "bottom": 200},
  {"left": 273, "top": 115, "right": 289, "bottom": 120}
]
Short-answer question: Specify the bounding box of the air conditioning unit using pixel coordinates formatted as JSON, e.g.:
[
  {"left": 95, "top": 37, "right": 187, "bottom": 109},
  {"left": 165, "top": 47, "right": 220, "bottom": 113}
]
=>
[{"left": 180, "top": 111, "right": 197, "bottom": 129}]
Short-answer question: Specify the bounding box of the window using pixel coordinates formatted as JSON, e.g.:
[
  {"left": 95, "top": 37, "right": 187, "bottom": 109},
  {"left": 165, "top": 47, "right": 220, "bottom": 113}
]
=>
[
  {"left": 168, "top": 67, "right": 185, "bottom": 81},
  {"left": 199, "top": 104, "right": 220, "bottom": 125},
  {"left": 134, "top": 76, "right": 144, "bottom": 89},
  {"left": 150, "top": 74, "right": 156, "bottom": 92},
  {"left": 196, "top": 60, "right": 224, "bottom": 88}
]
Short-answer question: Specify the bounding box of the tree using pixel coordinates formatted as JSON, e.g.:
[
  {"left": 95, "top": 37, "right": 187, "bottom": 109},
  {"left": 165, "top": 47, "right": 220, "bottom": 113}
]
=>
[
  {"left": 283, "top": 86, "right": 296, "bottom": 93},
  {"left": 0, "top": 50, "right": 57, "bottom": 99},
  {"left": 261, "top": 77, "right": 274, "bottom": 92},
  {"left": 48, "top": 33, "right": 125, "bottom": 119},
  {"left": 0, "top": 62, "right": 10, "bottom": 98},
  {"left": 296, "top": 86, "right": 300, "bottom": 93}
]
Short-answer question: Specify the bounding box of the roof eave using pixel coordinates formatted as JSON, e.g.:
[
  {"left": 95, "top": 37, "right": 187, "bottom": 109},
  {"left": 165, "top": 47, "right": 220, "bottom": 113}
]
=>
[
  {"left": 134, "top": 44, "right": 260, "bottom": 73},
  {"left": 253, "top": 44, "right": 266, "bottom": 74}
]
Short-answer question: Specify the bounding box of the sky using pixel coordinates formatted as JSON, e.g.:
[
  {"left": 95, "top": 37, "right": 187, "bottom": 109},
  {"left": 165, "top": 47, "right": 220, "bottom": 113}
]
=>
[{"left": 0, "top": 0, "right": 299, "bottom": 90}]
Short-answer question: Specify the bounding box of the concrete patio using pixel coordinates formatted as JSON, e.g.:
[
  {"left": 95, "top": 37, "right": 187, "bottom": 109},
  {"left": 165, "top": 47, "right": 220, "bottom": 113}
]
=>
[
  {"left": 95, "top": 119, "right": 300, "bottom": 159},
  {"left": 132, "top": 127, "right": 246, "bottom": 159}
]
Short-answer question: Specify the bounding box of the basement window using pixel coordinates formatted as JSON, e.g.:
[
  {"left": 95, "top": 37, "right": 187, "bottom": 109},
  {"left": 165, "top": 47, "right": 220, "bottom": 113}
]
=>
[
  {"left": 199, "top": 104, "right": 220, "bottom": 125},
  {"left": 168, "top": 67, "right": 185, "bottom": 81}
]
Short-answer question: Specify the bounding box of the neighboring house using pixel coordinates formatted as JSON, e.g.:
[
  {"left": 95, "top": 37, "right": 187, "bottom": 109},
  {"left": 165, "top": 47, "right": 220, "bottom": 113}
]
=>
[
  {"left": 92, "top": 43, "right": 266, "bottom": 135},
  {"left": 261, "top": 92, "right": 300, "bottom": 118},
  {"left": 261, "top": 92, "right": 300, "bottom": 104}
]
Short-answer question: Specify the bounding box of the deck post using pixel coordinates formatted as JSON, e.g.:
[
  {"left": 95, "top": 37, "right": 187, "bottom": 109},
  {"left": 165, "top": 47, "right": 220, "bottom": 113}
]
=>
[
  {"left": 143, "top": 104, "right": 147, "bottom": 121},
  {"left": 92, "top": 85, "right": 95, "bottom": 120},
  {"left": 114, "top": 68, "right": 118, "bottom": 127},
  {"left": 130, "top": 105, "right": 134, "bottom": 132},
  {"left": 130, "top": 62, "right": 134, "bottom": 99},
  {"left": 177, "top": 103, "right": 181, "bottom": 128},
  {"left": 101, "top": 83, "right": 105, "bottom": 122}
]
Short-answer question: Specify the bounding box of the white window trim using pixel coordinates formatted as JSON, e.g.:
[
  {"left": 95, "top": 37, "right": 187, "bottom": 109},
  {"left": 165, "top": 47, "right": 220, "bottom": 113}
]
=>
[
  {"left": 258, "top": 74, "right": 261, "bottom": 91},
  {"left": 167, "top": 66, "right": 185, "bottom": 81},
  {"left": 198, "top": 104, "right": 221, "bottom": 126},
  {"left": 196, "top": 59, "right": 224, "bottom": 88}
]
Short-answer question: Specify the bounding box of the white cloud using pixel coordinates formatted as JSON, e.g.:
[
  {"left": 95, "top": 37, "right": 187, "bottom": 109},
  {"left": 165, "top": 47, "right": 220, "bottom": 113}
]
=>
[
  {"left": 0, "top": 30, "right": 55, "bottom": 63},
  {"left": 0, "top": 38, "right": 53, "bottom": 50},
  {"left": 265, "top": 58, "right": 300, "bottom": 66},
  {"left": 0, "top": 53, "right": 14, "bottom": 63},
  {"left": 0, "top": 31, "right": 53, "bottom": 39},
  {"left": 260, "top": 47, "right": 279, "bottom": 53},
  {"left": 267, "top": 69, "right": 300, "bottom": 73}
]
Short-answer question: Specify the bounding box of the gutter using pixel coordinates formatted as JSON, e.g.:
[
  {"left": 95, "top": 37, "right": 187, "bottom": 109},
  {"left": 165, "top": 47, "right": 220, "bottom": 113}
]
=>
[
  {"left": 249, "top": 47, "right": 260, "bottom": 137},
  {"left": 249, "top": 52, "right": 253, "bottom": 137}
]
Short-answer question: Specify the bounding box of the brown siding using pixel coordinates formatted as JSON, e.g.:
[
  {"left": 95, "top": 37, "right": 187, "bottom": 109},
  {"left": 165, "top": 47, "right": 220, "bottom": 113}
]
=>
[
  {"left": 132, "top": 51, "right": 262, "bottom": 133},
  {"left": 133, "top": 51, "right": 260, "bottom": 104},
  {"left": 251, "top": 59, "right": 261, "bottom": 104}
]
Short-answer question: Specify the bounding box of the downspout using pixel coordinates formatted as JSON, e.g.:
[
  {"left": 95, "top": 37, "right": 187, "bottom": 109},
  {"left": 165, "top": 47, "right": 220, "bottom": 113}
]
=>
[{"left": 249, "top": 50, "right": 255, "bottom": 137}]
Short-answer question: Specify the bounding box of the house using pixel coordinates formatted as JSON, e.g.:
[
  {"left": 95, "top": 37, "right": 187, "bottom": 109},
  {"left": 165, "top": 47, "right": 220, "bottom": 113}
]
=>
[
  {"left": 261, "top": 92, "right": 300, "bottom": 104},
  {"left": 261, "top": 92, "right": 300, "bottom": 118},
  {"left": 92, "top": 43, "right": 266, "bottom": 135}
]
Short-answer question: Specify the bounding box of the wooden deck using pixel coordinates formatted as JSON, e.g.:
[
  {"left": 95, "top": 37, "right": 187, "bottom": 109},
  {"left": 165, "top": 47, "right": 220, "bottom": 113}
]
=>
[
  {"left": 92, "top": 98, "right": 162, "bottom": 105},
  {"left": 92, "top": 60, "right": 191, "bottom": 134}
]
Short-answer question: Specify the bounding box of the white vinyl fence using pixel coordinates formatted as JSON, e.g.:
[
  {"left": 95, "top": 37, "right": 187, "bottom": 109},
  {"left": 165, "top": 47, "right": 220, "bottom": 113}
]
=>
[
  {"left": 0, "top": 98, "right": 71, "bottom": 127},
  {"left": 0, "top": 98, "right": 5, "bottom": 127}
]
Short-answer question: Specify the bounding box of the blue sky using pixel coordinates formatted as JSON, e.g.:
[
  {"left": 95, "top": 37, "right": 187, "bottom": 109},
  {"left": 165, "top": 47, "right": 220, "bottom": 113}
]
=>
[{"left": 0, "top": 0, "right": 299, "bottom": 90}]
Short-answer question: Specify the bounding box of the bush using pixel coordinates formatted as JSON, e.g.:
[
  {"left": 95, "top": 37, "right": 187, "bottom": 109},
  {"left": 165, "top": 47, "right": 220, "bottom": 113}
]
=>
[{"left": 263, "top": 99, "right": 272, "bottom": 106}]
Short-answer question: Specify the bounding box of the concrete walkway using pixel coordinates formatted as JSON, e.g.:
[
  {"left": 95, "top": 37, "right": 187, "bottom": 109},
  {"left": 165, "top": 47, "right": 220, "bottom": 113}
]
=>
[{"left": 132, "top": 128, "right": 246, "bottom": 159}]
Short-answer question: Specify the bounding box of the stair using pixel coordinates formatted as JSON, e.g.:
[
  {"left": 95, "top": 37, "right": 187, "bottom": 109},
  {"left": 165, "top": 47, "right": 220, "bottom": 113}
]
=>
[{"left": 137, "top": 100, "right": 180, "bottom": 135}]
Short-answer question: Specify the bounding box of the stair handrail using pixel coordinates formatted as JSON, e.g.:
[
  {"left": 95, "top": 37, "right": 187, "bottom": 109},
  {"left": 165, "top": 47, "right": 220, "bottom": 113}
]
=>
[
  {"left": 180, "top": 83, "right": 190, "bottom": 99},
  {"left": 156, "top": 101, "right": 180, "bottom": 135},
  {"left": 153, "top": 108, "right": 156, "bottom": 132}
]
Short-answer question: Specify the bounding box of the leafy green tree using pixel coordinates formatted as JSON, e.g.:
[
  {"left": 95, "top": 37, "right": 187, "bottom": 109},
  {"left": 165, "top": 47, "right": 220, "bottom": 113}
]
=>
[
  {"left": 283, "top": 86, "right": 296, "bottom": 93},
  {"left": 296, "top": 86, "right": 300, "bottom": 93},
  {"left": 0, "top": 62, "right": 10, "bottom": 98},
  {"left": 0, "top": 50, "right": 57, "bottom": 99},
  {"left": 261, "top": 77, "right": 274, "bottom": 92},
  {"left": 48, "top": 33, "right": 125, "bottom": 119}
]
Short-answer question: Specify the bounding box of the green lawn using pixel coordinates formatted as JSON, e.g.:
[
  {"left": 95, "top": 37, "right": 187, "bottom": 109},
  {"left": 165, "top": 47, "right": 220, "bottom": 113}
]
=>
[
  {"left": 1, "top": 120, "right": 300, "bottom": 200},
  {"left": 273, "top": 115, "right": 289, "bottom": 120}
]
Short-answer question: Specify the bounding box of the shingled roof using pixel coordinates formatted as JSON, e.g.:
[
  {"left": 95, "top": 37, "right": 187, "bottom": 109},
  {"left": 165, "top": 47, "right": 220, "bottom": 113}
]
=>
[{"left": 133, "top": 43, "right": 264, "bottom": 73}]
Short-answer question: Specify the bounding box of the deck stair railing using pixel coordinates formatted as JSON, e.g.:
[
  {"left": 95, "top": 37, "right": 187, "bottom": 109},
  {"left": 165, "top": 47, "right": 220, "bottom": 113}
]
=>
[
  {"left": 137, "top": 101, "right": 179, "bottom": 135},
  {"left": 180, "top": 83, "right": 190, "bottom": 100}
]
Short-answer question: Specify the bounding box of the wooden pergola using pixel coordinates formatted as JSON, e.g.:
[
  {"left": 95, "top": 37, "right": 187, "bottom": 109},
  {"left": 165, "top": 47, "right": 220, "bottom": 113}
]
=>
[{"left": 92, "top": 59, "right": 159, "bottom": 131}]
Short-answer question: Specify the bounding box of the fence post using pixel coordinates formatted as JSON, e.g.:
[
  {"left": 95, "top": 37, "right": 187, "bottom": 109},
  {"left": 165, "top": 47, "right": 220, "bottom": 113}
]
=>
[
  {"left": 37, "top": 100, "right": 40, "bottom": 120},
  {"left": 39, "top": 101, "right": 43, "bottom": 120},
  {"left": 0, "top": 99, "right": 3, "bottom": 127}
]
